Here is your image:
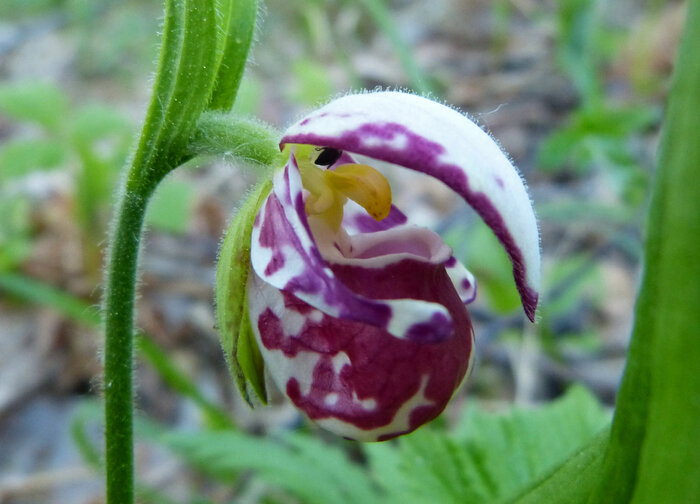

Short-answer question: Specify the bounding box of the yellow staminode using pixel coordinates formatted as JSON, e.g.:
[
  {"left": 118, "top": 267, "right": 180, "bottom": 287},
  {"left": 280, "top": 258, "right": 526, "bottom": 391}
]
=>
[{"left": 295, "top": 147, "right": 392, "bottom": 230}]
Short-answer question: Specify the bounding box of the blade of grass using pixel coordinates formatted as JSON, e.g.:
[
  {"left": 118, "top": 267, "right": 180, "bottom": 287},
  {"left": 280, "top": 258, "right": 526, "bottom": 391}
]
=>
[{"left": 0, "top": 272, "right": 100, "bottom": 326}]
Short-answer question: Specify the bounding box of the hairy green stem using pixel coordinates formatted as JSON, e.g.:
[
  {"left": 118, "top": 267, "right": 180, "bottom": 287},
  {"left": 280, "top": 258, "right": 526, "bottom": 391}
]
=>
[
  {"left": 101, "top": 0, "right": 260, "bottom": 500},
  {"left": 103, "top": 176, "right": 155, "bottom": 503}
]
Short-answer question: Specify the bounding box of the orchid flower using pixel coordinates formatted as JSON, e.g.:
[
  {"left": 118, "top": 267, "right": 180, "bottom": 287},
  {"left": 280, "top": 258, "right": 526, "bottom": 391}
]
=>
[{"left": 218, "top": 91, "right": 540, "bottom": 441}]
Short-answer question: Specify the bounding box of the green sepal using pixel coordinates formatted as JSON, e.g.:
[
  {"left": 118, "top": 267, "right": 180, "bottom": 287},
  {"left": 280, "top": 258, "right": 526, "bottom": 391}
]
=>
[
  {"left": 216, "top": 179, "right": 272, "bottom": 406},
  {"left": 236, "top": 295, "right": 266, "bottom": 403}
]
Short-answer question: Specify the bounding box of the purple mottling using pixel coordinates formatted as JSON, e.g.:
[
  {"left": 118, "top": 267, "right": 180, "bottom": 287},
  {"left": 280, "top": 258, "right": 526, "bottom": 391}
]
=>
[
  {"left": 350, "top": 205, "right": 407, "bottom": 233},
  {"left": 282, "top": 121, "right": 538, "bottom": 321},
  {"left": 255, "top": 165, "right": 401, "bottom": 332},
  {"left": 294, "top": 191, "right": 316, "bottom": 241},
  {"left": 255, "top": 247, "right": 473, "bottom": 439},
  {"left": 405, "top": 312, "right": 452, "bottom": 343},
  {"left": 461, "top": 278, "right": 471, "bottom": 290},
  {"left": 281, "top": 162, "right": 293, "bottom": 206},
  {"left": 464, "top": 284, "right": 477, "bottom": 305},
  {"left": 264, "top": 250, "right": 285, "bottom": 276},
  {"left": 495, "top": 176, "right": 505, "bottom": 188},
  {"left": 445, "top": 256, "right": 457, "bottom": 267}
]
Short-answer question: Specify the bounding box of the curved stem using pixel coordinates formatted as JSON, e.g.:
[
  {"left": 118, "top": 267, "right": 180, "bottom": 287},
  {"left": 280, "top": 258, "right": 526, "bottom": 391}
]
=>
[
  {"left": 103, "top": 176, "right": 154, "bottom": 504},
  {"left": 101, "top": 115, "right": 278, "bottom": 502},
  {"left": 100, "top": 1, "right": 260, "bottom": 502}
]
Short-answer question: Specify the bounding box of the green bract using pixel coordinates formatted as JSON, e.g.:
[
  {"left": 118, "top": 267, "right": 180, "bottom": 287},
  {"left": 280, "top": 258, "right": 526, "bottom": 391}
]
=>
[{"left": 216, "top": 180, "right": 272, "bottom": 405}]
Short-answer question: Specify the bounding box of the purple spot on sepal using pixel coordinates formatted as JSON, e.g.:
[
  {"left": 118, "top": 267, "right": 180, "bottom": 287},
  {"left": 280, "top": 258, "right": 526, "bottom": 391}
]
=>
[
  {"left": 281, "top": 290, "right": 316, "bottom": 314},
  {"left": 405, "top": 312, "right": 453, "bottom": 343},
  {"left": 445, "top": 256, "right": 457, "bottom": 267},
  {"left": 264, "top": 250, "right": 285, "bottom": 276}
]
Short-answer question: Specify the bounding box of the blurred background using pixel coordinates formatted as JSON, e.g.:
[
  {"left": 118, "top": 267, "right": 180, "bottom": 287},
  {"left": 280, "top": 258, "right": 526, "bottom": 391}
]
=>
[{"left": 0, "top": 0, "right": 683, "bottom": 502}]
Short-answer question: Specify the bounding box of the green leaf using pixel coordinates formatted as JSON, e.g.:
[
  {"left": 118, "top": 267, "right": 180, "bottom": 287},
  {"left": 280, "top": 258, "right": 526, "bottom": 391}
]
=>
[
  {"left": 459, "top": 385, "right": 609, "bottom": 501},
  {"left": 364, "top": 439, "right": 431, "bottom": 504},
  {"left": 208, "top": 0, "right": 258, "bottom": 111},
  {"left": 158, "top": 430, "right": 381, "bottom": 504},
  {"left": 541, "top": 254, "right": 601, "bottom": 321},
  {"left": 71, "top": 401, "right": 104, "bottom": 470},
  {"left": 555, "top": 0, "right": 600, "bottom": 101},
  {"left": 590, "top": 3, "right": 700, "bottom": 502},
  {"left": 71, "top": 2, "right": 159, "bottom": 80},
  {"left": 367, "top": 385, "right": 610, "bottom": 504},
  {"left": 537, "top": 104, "right": 658, "bottom": 175},
  {"left": 505, "top": 428, "right": 608, "bottom": 504},
  {"left": 70, "top": 400, "right": 206, "bottom": 504},
  {"left": 216, "top": 180, "right": 272, "bottom": 405},
  {"left": 536, "top": 200, "right": 634, "bottom": 226},
  {"left": 0, "top": 81, "right": 68, "bottom": 132},
  {"left": 128, "top": 0, "right": 220, "bottom": 188},
  {"left": 0, "top": 138, "right": 67, "bottom": 179}
]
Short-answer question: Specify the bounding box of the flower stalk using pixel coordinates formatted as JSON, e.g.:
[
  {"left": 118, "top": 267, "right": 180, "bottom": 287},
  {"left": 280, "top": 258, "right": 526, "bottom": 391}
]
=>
[
  {"left": 103, "top": 179, "right": 153, "bottom": 503},
  {"left": 101, "top": 1, "right": 259, "bottom": 502}
]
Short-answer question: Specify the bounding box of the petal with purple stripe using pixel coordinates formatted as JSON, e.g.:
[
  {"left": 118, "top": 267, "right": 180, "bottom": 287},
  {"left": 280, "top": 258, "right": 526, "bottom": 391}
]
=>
[{"left": 281, "top": 91, "right": 540, "bottom": 321}]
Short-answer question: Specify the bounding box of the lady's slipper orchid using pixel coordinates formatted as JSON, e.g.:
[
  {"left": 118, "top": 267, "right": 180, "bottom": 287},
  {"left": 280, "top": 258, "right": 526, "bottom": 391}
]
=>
[{"left": 219, "top": 91, "right": 540, "bottom": 441}]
